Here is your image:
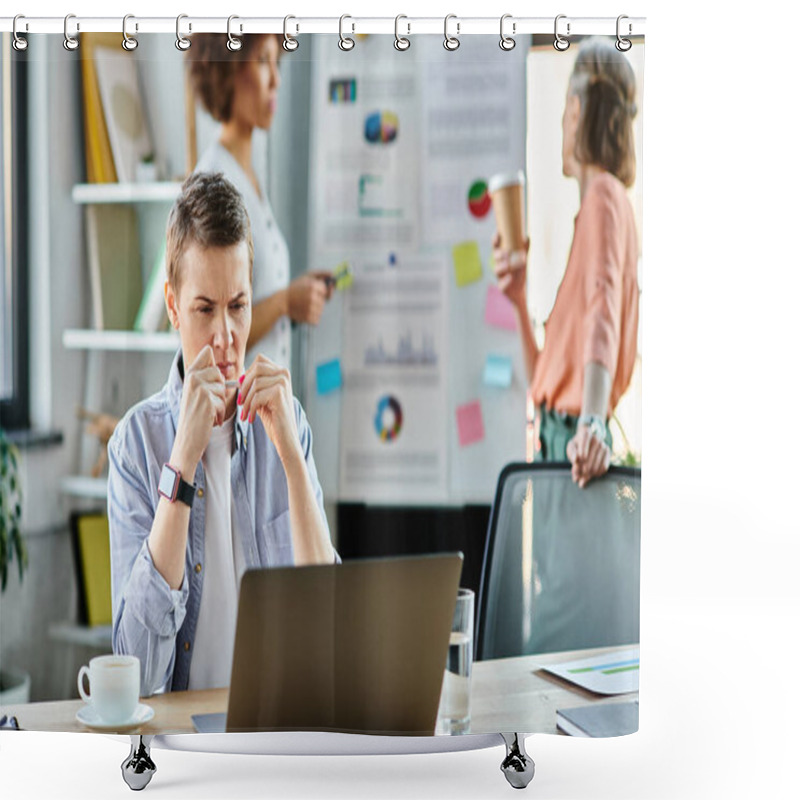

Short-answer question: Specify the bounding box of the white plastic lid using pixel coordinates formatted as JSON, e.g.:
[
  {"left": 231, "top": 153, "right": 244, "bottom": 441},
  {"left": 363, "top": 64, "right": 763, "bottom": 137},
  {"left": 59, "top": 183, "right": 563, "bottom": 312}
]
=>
[{"left": 488, "top": 170, "right": 526, "bottom": 193}]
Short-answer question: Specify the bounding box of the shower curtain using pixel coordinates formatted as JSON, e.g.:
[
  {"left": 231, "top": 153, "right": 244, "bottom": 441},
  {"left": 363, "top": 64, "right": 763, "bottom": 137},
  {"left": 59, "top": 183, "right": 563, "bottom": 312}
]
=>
[{"left": 0, "top": 20, "right": 643, "bottom": 746}]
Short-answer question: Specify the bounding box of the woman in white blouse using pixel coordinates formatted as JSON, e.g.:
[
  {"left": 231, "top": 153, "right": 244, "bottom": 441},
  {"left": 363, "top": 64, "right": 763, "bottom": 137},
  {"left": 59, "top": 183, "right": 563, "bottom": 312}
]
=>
[{"left": 188, "top": 33, "right": 334, "bottom": 368}]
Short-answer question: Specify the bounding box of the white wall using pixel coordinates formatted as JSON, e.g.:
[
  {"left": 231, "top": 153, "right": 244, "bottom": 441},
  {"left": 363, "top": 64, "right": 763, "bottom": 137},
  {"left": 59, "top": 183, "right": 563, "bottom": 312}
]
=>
[{"left": 2, "top": 36, "right": 89, "bottom": 700}]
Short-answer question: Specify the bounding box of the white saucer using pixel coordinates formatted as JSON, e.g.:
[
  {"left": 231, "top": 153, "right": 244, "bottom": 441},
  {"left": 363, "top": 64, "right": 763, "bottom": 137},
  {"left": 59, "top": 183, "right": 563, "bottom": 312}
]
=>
[{"left": 76, "top": 703, "right": 154, "bottom": 731}]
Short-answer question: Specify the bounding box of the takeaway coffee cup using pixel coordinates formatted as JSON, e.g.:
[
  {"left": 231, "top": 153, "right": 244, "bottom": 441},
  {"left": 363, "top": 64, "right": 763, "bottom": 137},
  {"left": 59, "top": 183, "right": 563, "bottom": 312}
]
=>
[
  {"left": 77, "top": 654, "right": 140, "bottom": 725},
  {"left": 489, "top": 171, "right": 527, "bottom": 266}
]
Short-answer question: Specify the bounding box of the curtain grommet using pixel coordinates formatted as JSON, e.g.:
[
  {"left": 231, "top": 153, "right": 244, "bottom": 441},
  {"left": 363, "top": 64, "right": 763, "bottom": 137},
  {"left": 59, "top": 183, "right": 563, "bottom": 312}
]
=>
[
  {"left": 283, "top": 15, "right": 299, "bottom": 52},
  {"left": 339, "top": 14, "right": 355, "bottom": 51},
  {"left": 554, "top": 14, "right": 570, "bottom": 51},
  {"left": 227, "top": 15, "right": 242, "bottom": 52},
  {"left": 175, "top": 14, "right": 191, "bottom": 51},
  {"left": 122, "top": 14, "right": 138, "bottom": 51},
  {"left": 12, "top": 15, "right": 28, "bottom": 52},
  {"left": 394, "top": 15, "right": 410, "bottom": 51},
  {"left": 63, "top": 14, "right": 79, "bottom": 51},
  {"left": 443, "top": 14, "right": 460, "bottom": 51},
  {"left": 499, "top": 14, "right": 516, "bottom": 51},
  {"left": 616, "top": 15, "right": 632, "bottom": 52}
]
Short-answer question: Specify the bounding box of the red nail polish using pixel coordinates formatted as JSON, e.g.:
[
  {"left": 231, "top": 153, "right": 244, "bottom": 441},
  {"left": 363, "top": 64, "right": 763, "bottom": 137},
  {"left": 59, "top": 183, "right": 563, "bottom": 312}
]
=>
[
  {"left": 238, "top": 392, "right": 243, "bottom": 405},
  {"left": 239, "top": 374, "right": 245, "bottom": 385},
  {"left": 240, "top": 408, "right": 246, "bottom": 421}
]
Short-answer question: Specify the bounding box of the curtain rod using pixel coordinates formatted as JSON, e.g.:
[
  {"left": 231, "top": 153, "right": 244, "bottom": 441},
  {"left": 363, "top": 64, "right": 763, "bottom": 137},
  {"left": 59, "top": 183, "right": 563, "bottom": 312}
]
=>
[{"left": 1, "top": 15, "right": 645, "bottom": 38}]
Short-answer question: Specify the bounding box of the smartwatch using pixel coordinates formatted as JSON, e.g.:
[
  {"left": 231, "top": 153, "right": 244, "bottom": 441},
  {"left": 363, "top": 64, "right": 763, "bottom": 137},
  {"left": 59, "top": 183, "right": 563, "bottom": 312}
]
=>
[
  {"left": 157, "top": 463, "right": 196, "bottom": 508},
  {"left": 577, "top": 414, "right": 607, "bottom": 442}
]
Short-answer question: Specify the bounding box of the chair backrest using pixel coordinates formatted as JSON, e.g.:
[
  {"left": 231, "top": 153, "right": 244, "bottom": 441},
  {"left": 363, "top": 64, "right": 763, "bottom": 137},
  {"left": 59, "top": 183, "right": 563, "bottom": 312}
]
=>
[{"left": 475, "top": 463, "right": 641, "bottom": 660}]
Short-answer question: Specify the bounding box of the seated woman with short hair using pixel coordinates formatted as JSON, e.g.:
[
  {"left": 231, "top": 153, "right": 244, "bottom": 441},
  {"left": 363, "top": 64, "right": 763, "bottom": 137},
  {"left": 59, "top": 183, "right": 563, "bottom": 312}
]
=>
[{"left": 108, "top": 172, "right": 338, "bottom": 696}]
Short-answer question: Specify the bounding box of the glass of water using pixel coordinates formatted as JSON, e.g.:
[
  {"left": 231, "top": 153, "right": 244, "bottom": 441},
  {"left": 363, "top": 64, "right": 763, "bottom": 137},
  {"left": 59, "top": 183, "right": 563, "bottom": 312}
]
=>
[{"left": 437, "top": 587, "right": 474, "bottom": 735}]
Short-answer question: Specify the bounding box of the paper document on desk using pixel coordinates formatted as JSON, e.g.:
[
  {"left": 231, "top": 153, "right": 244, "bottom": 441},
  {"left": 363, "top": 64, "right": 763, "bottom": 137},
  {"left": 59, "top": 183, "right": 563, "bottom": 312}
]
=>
[{"left": 542, "top": 647, "right": 639, "bottom": 695}]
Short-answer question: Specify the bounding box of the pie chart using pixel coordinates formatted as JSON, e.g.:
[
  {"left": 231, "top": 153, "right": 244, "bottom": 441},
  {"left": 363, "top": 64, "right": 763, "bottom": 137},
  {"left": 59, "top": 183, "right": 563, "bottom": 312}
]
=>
[
  {"left": 365, "top": 111, "right": 399, "bottom": 144},
  {"left": 468, "top": 180, "right": 492, "bottom": 218},
  {"left": 374, "top": 395, "right": 403, "bottom": 442}
]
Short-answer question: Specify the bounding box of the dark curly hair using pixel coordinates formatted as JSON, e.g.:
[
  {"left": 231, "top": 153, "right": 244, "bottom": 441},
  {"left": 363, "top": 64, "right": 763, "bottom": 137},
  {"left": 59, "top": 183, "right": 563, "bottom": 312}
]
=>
[
  {"left": 570, "top": 37, "right": 638, "bottom": 188},
  {"left": 186, "top": 33, "right": 279, "bottom": 123},
  {"left": 166, "top": 172, "right": 254, "bottom": 295}
]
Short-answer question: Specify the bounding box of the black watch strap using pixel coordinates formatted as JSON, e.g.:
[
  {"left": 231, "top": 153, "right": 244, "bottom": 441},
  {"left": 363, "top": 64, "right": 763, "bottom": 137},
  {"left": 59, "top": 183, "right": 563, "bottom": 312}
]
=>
[{"left": 174, "top": 476, "right": 196, "bottom": 508}]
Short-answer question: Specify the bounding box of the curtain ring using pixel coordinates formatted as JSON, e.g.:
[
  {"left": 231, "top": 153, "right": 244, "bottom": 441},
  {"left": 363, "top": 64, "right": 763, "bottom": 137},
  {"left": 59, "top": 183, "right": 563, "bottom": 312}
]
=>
[
  {"left": 283, "top": 15, "right": 299, "bottom": 52},
  {"left": 175, "top": 14, "right": 191, "bottom": 51},
  {"left": 394, "top": 15, "right": 410, "bottom": 51},
  {"left": 616, "top": 15, "right": 632, "bottom": 52},
  {"left": 443, "top": 14, "right": 460, "bottom": 51},
  {"left": 12, "top": 15, "right": 28, "bottom": 52},
  {"left": 63, "top": 14, "right": 79, "bottom": 51},
  {"left": 499, "top": 14, "right": 516, "bottom": 51},
  {"left": 122, "top": 14, "right": 138, "bottom": 51},
  {"left": 339, "top": 15, "right": 355, "bottom": 51},
  {"left": 227, "top": 15, "right": 242, "bottom": 52},
  {"left": 553, "top": 14, "right": 570, "bottom": 51}
]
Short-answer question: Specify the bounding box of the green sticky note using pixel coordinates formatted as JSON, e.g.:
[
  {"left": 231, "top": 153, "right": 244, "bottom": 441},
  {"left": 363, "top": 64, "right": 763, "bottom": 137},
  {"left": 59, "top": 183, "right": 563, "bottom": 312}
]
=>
[
  {"left": 452, "top": 241, "right": 483, "bottom": 287},
  {"left": 333, "top": 261, "right": 353, "bottom": 290}
]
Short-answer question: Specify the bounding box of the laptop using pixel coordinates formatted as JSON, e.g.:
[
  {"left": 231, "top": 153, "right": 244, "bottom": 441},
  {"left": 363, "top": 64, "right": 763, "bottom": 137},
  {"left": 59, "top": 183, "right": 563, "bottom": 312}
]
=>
[{"left": 192, "top": 553, "right": 463, "bottom": 736}]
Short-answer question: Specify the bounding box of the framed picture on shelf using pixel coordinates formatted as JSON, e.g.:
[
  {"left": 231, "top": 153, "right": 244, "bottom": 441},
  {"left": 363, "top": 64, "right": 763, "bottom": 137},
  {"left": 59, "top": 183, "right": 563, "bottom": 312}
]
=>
[{"left": 94, "top": 45, "right": 154, "bottom": 183}]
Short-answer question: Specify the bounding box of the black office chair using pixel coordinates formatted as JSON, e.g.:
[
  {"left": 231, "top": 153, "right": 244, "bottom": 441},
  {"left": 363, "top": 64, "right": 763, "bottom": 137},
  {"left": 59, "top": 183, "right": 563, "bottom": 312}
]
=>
[{"left": 475, "top": 462, "right": 641, "bottom": 661}]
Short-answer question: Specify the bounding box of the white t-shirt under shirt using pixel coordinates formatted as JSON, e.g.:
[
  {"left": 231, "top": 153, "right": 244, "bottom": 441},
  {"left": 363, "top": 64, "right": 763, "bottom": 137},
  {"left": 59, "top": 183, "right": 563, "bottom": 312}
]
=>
[
  {"left": 188, "top": 414, "right": 247, "bottom": 690},
  {"left": 194, "top": 141, "right": 292, "bottom": 368}
]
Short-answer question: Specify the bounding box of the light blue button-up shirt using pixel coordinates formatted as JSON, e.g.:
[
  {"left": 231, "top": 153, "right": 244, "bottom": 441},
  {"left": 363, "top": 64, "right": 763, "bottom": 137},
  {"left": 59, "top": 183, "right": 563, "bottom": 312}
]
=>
[{"left": 107, "top": 350, "right": 338, "bottom": 696}]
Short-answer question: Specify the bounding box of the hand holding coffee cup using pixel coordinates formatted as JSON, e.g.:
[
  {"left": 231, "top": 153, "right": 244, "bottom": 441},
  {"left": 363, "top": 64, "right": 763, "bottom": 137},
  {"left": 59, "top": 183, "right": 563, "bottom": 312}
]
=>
[
  {"left": 489, "top": 171, "right": 527, "bottom": 266},
  {"left": 490, "top": 171, "right": 530, "bottom": 310},
  {"left": 492, "top": 231, "right": 530, "bottom": 311},
  {"left": 77, "top": 654, "right": 140, "bottom": 726}
]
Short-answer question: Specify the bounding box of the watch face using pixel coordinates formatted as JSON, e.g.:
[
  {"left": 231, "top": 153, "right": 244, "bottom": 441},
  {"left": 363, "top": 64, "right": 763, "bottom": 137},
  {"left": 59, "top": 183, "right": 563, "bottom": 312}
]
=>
[{"left": 158, "top": 465, "right": 179, "bottom": 502}]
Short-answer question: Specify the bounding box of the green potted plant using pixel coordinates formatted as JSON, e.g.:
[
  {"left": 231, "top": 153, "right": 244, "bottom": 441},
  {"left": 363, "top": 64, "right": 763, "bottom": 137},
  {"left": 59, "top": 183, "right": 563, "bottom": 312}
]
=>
[{"left": 0, "top": 427, "right": 30, "bottom": 704}]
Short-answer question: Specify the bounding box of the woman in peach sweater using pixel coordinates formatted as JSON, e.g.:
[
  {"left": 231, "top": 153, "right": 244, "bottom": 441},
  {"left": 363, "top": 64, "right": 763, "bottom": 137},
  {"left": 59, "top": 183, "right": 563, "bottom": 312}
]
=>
[{"left": 493, "top": 37, "right": 639, "bottom": 487}]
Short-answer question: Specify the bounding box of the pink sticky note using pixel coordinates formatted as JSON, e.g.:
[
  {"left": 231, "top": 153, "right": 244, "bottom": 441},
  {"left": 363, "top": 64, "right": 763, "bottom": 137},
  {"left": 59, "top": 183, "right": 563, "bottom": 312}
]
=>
[
  {"left": 456, "top": 401, "right": 485, "bottom": 448},
  {"left": 485, "top": 284, "right": 518, "bottom": 331}
]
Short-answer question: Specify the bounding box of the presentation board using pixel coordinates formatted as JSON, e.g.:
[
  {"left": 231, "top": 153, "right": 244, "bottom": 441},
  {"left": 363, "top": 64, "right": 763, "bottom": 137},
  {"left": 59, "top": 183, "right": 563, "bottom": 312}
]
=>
[{"left": 304, "top": 35, "right": 528, "bottom": 506}]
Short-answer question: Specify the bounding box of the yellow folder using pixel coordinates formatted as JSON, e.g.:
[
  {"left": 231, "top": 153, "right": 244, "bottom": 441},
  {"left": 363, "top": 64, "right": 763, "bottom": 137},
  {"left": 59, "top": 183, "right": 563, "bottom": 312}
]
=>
[
  {"left": 71, "top": 513, "right": 113, "bottom": 627},
  {"left": 80, "top": 33, "right": 119, "bottom": 183}
]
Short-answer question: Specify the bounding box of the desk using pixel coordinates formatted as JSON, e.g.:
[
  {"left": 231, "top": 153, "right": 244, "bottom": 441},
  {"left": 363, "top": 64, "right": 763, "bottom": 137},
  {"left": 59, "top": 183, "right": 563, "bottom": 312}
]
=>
[{"left": 1, "top": 645, "right": 637, "bottom": 736}]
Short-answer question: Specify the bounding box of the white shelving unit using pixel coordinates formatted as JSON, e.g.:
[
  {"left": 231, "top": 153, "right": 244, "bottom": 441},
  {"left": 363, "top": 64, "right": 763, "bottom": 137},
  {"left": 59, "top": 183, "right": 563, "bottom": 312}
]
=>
[
  {"left": 66, "top": 181, "right": 180, "bottom": 501},
  {"left": 72, "top": 181, "right": 182, "bottom": 205},
  {"left": 49, "top": 621, "right": 112, "bottom": 650},
  {"left": 63, "top": 329, "right": 179, "bottom": 353},
  {"left": 60, "top": 475, "right": 108, "bottom": 500}
]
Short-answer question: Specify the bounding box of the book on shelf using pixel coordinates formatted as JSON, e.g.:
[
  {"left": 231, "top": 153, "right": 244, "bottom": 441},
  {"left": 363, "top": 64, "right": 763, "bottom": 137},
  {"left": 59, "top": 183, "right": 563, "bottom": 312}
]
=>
[
  {"left": 133, "top": 239, "right": 169, "bottom": 333},
  {"left": 94, "top": 45, "right": 155, "bottom": 184},
  {"left": 69, "top": 512, "right": 113, "bottom": 628},
  {"left": 86, "top": 205, "right": 143, "bottom": 330},
  {"left": 80, "top": 33, "right": 119, "bottom": 184}
]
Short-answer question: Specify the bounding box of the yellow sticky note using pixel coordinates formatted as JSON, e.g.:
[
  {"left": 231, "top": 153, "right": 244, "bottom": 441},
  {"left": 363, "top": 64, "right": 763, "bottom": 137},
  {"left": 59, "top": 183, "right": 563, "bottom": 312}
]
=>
[{"left": 452, "top": 241, "right": 483, "bottom": 287}]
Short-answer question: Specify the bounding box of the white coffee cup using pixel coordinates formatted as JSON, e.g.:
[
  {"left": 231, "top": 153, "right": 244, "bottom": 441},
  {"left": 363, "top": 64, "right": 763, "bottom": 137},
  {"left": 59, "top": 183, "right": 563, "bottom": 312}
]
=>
[{"left": 77, "top": 654, "right": 140, "bottom": 725}]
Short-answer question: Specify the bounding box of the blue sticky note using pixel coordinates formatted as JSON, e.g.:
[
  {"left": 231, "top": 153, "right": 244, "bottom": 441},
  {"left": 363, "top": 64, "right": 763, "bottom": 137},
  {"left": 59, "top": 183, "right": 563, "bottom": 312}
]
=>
[
  {"left": 483, "top": 354, "right": 513, "bottom": 388},
  {"left": 316, "top": 359, "right": 342, "bottom": 395}
]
